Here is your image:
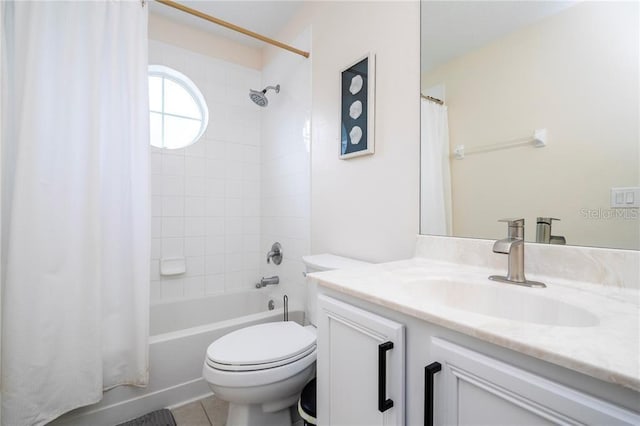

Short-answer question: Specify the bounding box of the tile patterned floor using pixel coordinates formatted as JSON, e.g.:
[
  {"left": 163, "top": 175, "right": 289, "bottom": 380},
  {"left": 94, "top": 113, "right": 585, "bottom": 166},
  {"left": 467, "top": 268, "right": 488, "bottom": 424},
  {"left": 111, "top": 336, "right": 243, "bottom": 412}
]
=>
[
  {"left": 171, "top": 396, "right": 304, "bottom": 426},
  {"left": 171, "top": 396, "right": 228, "bottom": 426}
]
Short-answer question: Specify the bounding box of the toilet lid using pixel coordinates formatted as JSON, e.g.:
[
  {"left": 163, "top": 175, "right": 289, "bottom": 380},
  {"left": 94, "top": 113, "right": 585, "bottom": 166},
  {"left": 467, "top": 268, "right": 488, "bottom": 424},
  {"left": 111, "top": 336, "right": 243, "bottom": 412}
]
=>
[{"left": 206, "top": 322, "right": 317, "bottom": 370}]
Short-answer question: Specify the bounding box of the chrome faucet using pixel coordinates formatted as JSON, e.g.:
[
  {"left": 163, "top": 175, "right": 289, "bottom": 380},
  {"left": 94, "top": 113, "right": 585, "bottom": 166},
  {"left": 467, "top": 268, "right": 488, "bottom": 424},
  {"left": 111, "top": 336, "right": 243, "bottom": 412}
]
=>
[
  {"left": 266, "top": 242, "right": 283, "bottom": 265},
  {"left": 536, "top": 217, "right": 566, "bottom": 245},
  {"left": 256, "top": 275, "right": 280, "bottom": 288},
  {"left": 489, "top": 218, "right": 546, "bottom": 288}
]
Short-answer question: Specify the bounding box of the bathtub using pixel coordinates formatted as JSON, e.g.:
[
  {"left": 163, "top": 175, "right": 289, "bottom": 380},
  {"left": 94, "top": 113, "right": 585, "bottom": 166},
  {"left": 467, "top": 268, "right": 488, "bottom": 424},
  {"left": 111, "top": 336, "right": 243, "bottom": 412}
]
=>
[{"left": 51, "top": 290, "right": 304, "bottom": 426}]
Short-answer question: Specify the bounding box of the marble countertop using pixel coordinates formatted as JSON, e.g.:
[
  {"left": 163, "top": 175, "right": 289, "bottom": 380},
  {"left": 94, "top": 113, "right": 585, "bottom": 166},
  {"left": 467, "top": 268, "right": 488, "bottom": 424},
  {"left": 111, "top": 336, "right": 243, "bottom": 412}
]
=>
[{"left": 311, "top": 257, "right": 640, "bottom": 392}]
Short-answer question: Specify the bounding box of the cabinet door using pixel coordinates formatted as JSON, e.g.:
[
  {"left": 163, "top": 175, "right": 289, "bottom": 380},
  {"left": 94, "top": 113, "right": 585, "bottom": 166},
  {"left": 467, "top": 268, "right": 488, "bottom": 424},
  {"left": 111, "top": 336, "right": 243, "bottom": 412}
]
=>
[
  {"left": 317, "top": 295, "right": 405, "bottom": 426},
  {"left": 430, "top": 338, "right": 640, "bottom": 426}
]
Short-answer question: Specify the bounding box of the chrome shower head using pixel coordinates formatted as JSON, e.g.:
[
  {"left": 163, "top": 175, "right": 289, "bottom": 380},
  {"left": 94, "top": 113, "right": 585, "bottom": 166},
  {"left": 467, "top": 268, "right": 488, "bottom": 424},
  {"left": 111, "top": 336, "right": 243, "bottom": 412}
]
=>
[{"left": 249, "top": 84, "right": 280, "bottom": 107}]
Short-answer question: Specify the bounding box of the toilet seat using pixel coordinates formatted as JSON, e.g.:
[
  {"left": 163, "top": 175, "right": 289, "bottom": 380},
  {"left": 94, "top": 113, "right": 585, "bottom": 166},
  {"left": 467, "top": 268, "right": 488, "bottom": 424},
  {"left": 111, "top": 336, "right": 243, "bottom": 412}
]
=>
[
  {"left": 207, "top": 345, "right": 316, "bottom": 371},
  {"left": 206, "top": 322, "right": 317, "bottom": 372}
]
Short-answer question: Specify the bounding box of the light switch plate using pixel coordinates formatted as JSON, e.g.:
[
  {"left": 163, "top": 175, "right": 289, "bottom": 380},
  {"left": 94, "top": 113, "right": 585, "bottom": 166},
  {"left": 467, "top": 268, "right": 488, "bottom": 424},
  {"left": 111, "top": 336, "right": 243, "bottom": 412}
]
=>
[{"left": 610, "top": 187, "right": 640, "bottom": 208}]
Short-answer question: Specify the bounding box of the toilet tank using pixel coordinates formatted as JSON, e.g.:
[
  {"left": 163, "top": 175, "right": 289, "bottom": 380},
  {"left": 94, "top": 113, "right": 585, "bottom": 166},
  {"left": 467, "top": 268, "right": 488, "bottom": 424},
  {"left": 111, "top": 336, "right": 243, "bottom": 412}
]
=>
[{"left": 302, "top": 254, "right": 371, "bottom": 326}]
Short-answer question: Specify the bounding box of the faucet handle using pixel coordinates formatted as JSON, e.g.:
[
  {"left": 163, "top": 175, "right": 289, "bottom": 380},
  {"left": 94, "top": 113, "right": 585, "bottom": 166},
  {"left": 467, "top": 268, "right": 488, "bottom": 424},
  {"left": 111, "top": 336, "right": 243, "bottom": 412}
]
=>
[
  {"left": 536, "top": 217, "right": 560, "bottom": 224},
  {"left": 498, "top": 218, "right": 524, "bottom": 239},
  {"left": 498, "top": 218, "right": 524, "bottom": 227}
]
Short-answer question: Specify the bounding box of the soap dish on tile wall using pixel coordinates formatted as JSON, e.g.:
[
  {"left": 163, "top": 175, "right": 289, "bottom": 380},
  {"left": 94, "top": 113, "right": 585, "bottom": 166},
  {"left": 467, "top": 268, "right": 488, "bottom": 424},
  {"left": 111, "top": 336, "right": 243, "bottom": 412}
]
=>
[{"left": 160, "top": 258, "right": 186, "bottom": 276}]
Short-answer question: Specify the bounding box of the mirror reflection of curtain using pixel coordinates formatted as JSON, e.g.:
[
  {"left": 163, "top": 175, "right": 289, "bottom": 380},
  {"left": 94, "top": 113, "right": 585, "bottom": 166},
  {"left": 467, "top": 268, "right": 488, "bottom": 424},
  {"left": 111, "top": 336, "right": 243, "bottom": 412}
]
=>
[{"left": 420, "top": 99, "right": 452, "bottom": 235}]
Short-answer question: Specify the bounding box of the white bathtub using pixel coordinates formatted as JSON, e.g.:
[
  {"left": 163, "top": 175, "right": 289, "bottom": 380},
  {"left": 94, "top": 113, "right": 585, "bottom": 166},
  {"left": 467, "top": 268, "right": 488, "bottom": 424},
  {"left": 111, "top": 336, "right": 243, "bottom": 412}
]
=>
[{"left": 51, "top": 290, "right": 304, "bottom": 426}]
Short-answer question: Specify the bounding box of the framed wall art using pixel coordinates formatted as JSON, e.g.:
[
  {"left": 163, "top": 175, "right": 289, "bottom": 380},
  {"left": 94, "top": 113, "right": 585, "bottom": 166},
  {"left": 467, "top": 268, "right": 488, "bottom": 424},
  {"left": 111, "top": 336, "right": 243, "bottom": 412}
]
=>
[{"left": 340, "top": 53, "right": 375, "bottom": 159}]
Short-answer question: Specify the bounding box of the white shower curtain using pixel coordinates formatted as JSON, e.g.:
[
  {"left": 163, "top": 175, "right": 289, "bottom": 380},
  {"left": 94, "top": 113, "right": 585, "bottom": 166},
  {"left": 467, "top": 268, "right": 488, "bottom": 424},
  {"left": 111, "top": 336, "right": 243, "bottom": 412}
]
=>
[
  {"left": 1, "top": 2, "right": 150, "bottom": 425},
  {"left": 420, "top": 99, "right": 452, "bottom": 235}
]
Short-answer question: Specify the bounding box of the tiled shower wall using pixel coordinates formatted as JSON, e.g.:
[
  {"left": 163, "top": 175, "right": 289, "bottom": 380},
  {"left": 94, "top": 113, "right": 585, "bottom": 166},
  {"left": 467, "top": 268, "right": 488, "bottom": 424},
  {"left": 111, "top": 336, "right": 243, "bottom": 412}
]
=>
[
  {"left": 149, "top": 40, "right": 263, "bottom": 302},
  {"left": 260, "top": 29, "right": 312, "bottom": 308}
]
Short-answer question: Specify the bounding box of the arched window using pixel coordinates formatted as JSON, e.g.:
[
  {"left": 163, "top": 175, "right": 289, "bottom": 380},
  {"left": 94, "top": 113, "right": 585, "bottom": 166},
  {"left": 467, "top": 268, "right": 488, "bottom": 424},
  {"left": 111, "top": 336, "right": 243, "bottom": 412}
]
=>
[{"left": 148, "top": 65, "right": 208, "bottom": 149}]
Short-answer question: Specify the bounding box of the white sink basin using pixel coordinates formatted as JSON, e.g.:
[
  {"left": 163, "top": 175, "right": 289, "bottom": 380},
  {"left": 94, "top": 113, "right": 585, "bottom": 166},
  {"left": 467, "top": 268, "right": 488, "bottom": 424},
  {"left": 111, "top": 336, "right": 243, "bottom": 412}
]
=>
[{"left": 405, "top": 278, "right": 599, "bottom": 327}]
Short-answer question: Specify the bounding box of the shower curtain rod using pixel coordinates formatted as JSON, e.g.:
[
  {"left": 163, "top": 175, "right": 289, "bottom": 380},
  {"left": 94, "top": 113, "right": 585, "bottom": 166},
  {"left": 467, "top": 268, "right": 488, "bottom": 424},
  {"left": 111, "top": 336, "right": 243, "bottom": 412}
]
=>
[
  {"left": 155, "top": 0, "right": 310, "bottom": 59},
  {"left": 421, "top": 93, "right": 444, "bottom": 105}
]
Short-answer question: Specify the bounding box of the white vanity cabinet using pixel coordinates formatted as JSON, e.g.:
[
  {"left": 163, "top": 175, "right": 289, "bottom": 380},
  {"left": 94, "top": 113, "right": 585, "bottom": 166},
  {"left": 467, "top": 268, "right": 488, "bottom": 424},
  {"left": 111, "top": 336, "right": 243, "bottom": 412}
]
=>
[
  {"left": 316, "top": 290, "right": 640, "bottom": 426},
  {"left": 430, "top": 338, "right": 640, "bottom": 426},
  {"left": 317, "top": 295, "right": 405, "bottom": 426}
]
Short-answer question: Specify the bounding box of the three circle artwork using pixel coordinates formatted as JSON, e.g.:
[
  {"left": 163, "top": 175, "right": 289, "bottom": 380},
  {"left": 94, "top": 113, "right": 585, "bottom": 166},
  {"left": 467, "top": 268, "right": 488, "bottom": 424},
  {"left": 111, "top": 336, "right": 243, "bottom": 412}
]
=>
[{"left": 340, "top": 53, "right": 375, "bottom": 159}]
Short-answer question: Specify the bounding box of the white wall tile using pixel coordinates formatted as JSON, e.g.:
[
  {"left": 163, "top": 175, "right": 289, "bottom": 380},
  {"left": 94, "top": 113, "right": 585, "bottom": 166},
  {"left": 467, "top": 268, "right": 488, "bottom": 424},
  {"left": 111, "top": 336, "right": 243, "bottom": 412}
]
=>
[
  {"left": 206, "top": 159, "right": 226, "bottom": 179},
  {"left": 151, "top": 153, "right": 162, "bottom": 174},
  {"left": 224, "top": 271, "right": 243, "bottom": 291},
  {"left": 242, "top": 145, "right": 261, "bottom": 164},
  {"left": 161, "top": 217, "right": 184, "bottom": 238},
  {"left": 150, "top": 260, "right": 160, "bottom": 281},
  {"left": 186, "top": 256, "right": 205, "bottom": 277},
  {"left": 225, "top": 198, "right": 243, "bottom": 217},
  {"left": 205, "top": 274, "right": 225, "bottom": 294},
  {"left": 225, "top": 218, "right": 243, "bottom": 235},
  {"left": 225, "top": 236, "right": 243, "bottom": 254},
  {"left": 150, "top": 280, "right": 162, "bottom": 302},
  {"left": 162, "top": 154, "right": 185, "bottom": 175},
  {"left": 225, "top": 161, "right": 244, "bottom": 180},
  {"left": 185, "top": 139, "right": 206, "bottom": 157},
  {"left": 225, "top": 180, "right": 243, "bottom": 198},
  {"left": 205, "top": 255, "right": 225, "bottom": 275},
  {"left": 206, "top": 217, "right": 225, "bottom": 235},
  {"left": 151, "top": 174, "right": 163, "bottom": 196},
  {"left": 206, "top": 179, "right": 225, "bottom": 198},
  {"left": 149, "top": 40, "right": 264, "bottom": 303},
  {"left": 185, "top": 176, "right": 205, "bottom": 197},
  {"left": 205, "top": 141, "right": 226, "bottom": 160},
  {"left": 183, "top": 276, "right": 205, "bottom": 297},
  {"left": 243, "top": 217, "right": 260, "bottom": 235},
  {"left": 161, "top": 278, "right": 184, "bottom": 299},
  {"left": 162, "top": 196, "right": 184, "bottom": 217},
  {"left": 243, "top": 251, "right": 261, "bottom": 271},
  {"left": 151, "top": 217, "right": 162, "bottom": 238},
  {"left": 151, "top": 196, "right": 162, "bottom": 217},
  {"left": 185, "top": 217, "right": 205, "bottom": 237},
  {"left": 243, "top": 163, "right": 260, "bottom": 181},
  {"left": 185, "top": 156, "right": 206, "bottom": 177},
  {"left": 206, "top": 235, "right": 225, "bottom": 254},
  {"left": 185, "top": 236, "right": 205, "bottom": 257},
  {"left": 206, "top": 198, "right": 225, "bottom": 217},
  {"left": 243, "top": 198, "right": 260, "bottom": 217},
  {"left": 162, "top": 175, "right": 184, "bottom": 196},
  {"left": 225, "top": 143, "right": 244, "bottom": 162},
  {"left": 151, "top": 238, "right": 161, "bottom": 260},
  {"left": 185, "top": 197, "right": 205, "bottom": 217},
  {"left": 162, "top": 237, "right": 184, "bottom": 258}
]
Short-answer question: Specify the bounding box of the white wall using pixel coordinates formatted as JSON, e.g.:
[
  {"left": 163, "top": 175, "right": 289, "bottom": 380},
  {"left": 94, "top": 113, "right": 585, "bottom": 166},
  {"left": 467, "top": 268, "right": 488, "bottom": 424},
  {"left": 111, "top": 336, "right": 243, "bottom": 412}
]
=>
[
  {"left": 148, "top": 12, "right": 261, "bottom": 70},
  {"left": 279, "top": 2, "right": 421, "bottom": 263},
  {"left": 259, "top": 28, "right": 312, "bottom": 309},
  {"left": 421, "top": 1, "right": 639, "bottom": 250},
  {"left": 148, "top": 39, "right": 264, "bottom": 302}
]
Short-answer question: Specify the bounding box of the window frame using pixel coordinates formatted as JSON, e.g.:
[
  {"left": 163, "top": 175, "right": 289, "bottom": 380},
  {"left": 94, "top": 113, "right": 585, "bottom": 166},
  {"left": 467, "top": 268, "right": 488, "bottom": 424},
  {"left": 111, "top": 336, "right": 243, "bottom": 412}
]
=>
[{"left": 148, "top": 64, "right": 209, "bottom": 150}]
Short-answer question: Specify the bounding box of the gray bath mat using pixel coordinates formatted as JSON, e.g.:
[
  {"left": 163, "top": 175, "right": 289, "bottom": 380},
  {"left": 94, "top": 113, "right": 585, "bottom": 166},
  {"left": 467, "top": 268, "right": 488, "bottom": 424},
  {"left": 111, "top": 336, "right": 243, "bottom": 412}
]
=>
[{"left": 116, "top": 409, "right": 176, "bottom": 426}]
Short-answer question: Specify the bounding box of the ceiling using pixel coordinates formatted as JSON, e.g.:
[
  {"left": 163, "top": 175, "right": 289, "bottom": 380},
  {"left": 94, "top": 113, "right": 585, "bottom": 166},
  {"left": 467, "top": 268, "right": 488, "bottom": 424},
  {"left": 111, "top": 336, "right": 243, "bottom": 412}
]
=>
[
  {"left": 421, "top": 1, "right": 577, "bottom": 73},
  {"left": 150, "top": 1, "right": 577, "bottom": 69},
  {"left": 149, "top": 0, "right": 304, "bottom": 49}
]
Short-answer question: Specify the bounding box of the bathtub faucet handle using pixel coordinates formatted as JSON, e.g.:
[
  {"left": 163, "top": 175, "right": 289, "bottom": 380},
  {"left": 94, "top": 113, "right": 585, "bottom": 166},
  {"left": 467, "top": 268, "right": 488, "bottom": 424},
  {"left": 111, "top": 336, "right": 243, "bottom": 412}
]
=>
[{"left": 266, "top": 242, "right": 283, "bottom": 265}]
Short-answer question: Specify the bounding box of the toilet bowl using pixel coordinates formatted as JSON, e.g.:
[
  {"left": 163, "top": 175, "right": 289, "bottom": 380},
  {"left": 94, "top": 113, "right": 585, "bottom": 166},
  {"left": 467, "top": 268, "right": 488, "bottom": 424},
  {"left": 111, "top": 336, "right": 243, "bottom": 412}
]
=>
[
  {"left": 203, "top": 322, "right": 317, "bottom": 426},
  {"left": 202, "top": 254, "right": 371, "bottom": 426}
]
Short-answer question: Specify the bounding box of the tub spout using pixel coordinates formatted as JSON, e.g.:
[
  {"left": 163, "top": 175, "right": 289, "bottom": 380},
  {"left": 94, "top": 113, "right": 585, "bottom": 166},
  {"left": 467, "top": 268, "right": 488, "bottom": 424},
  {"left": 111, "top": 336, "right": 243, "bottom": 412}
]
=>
[{"left": 256, "top": 276, "right": 280, "bottom": 288}]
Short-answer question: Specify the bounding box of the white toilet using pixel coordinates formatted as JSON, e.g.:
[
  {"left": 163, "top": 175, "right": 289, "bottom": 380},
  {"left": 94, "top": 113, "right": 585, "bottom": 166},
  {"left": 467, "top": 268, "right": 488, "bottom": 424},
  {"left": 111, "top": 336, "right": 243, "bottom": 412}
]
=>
[{"left": 202, "top": 253, "right": 370, "bottom": 426}]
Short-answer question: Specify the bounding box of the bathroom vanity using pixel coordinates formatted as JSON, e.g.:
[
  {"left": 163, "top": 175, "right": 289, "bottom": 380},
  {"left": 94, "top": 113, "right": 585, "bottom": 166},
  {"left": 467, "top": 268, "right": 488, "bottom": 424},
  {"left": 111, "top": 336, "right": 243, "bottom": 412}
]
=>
[{"left": 312, "top": 236, "right": 640, "bottom": 425}]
